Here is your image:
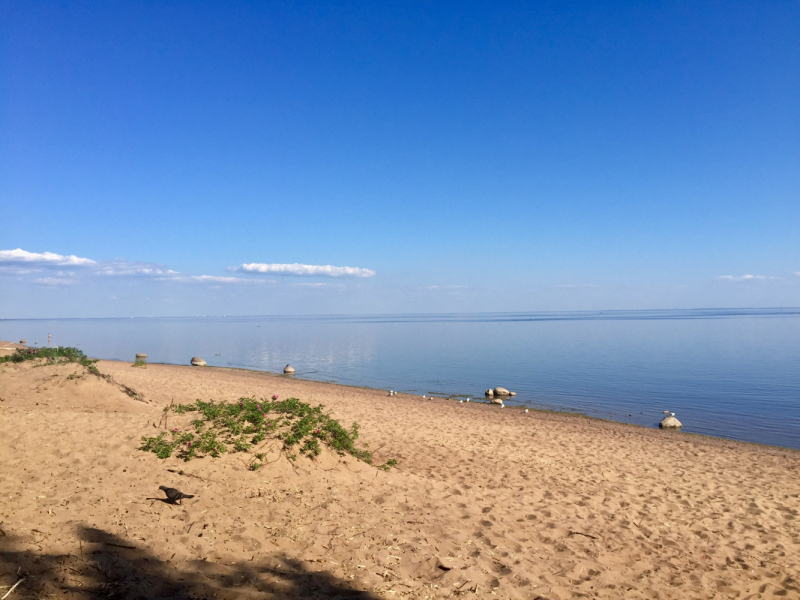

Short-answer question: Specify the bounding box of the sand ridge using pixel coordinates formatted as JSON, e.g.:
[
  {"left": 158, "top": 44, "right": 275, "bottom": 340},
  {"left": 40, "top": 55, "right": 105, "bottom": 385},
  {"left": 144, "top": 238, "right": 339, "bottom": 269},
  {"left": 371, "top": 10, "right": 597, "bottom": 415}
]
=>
[{"left": 1, "top": 351, "right": 799, "bottom": 599}]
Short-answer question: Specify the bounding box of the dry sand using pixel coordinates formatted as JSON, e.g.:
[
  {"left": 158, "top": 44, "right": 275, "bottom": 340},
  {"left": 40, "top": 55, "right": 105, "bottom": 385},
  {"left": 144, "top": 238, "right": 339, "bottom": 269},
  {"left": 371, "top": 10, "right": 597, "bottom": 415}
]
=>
[{"left": 1, "top": 342, "right": 799, "bottom": 599}]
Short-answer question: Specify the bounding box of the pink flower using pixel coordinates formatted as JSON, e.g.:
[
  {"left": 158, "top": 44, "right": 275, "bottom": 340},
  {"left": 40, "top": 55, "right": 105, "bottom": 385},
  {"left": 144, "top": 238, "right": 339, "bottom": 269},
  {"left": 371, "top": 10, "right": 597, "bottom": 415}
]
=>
[
  {"left": 272, "top": 395, "right": 278, "bottom": 400},
  {"left": 187, "top": 442, "right": 192, "bottom": 447},
  {"left": 256, "top": 404, "right": 260, "bottom": 409},
  {"left": 172, "top": 428, "right": 178, "bottom": 432}
]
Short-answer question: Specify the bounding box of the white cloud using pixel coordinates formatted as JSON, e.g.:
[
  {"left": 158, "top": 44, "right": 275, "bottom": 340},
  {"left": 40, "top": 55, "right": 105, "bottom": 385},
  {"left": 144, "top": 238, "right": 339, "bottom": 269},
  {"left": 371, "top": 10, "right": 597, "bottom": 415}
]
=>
[
  {"left": 794, "top": 272, "right": 800, "bottom": 277},
  {"left": 34, "top": 277, "right": 78, "bottom": 286},
  {"left": 95, "top": 260, "right": 178, "bottom": 277},
  {"left": 173, "top": 275, "right": 273, "bottom": 284},
  {"left": 717, "top": 274, "right": 769, "bottom": 282},
  {"left": 232, "top": 263, "right": 376, "bottom": 278},
  {"left": 0, "top": 248, "right": 96, "bottom": 267}
]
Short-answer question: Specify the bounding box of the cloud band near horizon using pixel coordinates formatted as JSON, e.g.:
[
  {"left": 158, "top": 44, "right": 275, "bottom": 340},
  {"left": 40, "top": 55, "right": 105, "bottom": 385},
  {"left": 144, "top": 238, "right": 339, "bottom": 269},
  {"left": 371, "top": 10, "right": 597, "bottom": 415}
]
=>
[{"left": 232, "top": 263, "right": 376, "bottom": 278}]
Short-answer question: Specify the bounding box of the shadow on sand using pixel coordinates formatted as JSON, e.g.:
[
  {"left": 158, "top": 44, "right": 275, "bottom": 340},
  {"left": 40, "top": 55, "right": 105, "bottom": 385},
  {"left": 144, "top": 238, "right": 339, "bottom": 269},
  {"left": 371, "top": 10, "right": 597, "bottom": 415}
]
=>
[{"left": 0, "top": 524, "right": 382, "bottom": 599}]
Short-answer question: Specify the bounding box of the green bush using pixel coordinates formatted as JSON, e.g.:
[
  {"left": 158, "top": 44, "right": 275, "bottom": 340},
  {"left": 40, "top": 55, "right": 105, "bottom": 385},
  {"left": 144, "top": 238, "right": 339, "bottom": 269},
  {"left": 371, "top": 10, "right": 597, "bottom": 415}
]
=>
[
  {"left": 0, "top": 346, "right": 99, "bottom": 373},
  {"left": 140, "top": 396, "right": 396, "bottom": 469}
]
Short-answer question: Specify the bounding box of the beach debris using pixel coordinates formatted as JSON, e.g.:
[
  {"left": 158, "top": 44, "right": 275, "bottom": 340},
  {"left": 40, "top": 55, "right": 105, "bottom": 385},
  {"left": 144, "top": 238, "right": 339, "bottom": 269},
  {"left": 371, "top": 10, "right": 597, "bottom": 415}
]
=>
[
  {"left": 283, "top": 364, "right": 296, "bottom": 374},
  {"left": 158, "top": 485, "right": 195, "bottom": 504},
  {"left": 190, "top": 357, "right": 207, "bottom": 367},
  {"left": 659, "top": 411, "right": 682, "bottom": 429}
]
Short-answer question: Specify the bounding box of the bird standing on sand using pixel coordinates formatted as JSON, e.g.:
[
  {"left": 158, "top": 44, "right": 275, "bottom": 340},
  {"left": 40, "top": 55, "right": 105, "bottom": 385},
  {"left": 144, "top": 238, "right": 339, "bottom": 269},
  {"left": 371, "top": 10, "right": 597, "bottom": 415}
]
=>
[{"left": 159, "top": 485, "right": 194, "bottom": 504}]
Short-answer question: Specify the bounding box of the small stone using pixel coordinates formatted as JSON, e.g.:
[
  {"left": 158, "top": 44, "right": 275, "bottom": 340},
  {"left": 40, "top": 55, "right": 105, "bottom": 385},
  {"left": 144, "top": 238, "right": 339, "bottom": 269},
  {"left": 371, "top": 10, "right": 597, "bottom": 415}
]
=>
[
  {"left": 659, "top": 415, "right": 682, "bottom": 429},
  {"left": 19, "top": 339, "right": 26, "bottom": 344},
  {"left": 190, "top": 357, "right": 207, "bottom": 367},
  {"left": 283, "top": 365, "right": 296, "bottom": 374},
  {"left": 494, "top": 387, "right": 511, "bottom": 396},
  {"left": 485, "top": 389, "right": 494, "bottom": 397},
  {"left": 509, "top": 391, "right": 516, "bottom": 396}
]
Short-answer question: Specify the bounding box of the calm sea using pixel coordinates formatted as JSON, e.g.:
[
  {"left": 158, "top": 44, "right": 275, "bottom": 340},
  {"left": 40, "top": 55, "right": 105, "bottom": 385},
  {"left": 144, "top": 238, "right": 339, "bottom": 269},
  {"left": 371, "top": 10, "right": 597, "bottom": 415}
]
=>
[{"left": 3, "top": 309, "right": 799, "bottom": 449}]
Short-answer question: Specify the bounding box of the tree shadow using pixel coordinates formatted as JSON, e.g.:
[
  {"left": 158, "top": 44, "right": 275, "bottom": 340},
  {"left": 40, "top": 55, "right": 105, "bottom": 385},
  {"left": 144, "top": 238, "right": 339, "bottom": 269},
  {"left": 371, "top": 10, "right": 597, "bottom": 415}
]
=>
[{"left": 0, "top": 525, "right": 383, "bottom": 599}]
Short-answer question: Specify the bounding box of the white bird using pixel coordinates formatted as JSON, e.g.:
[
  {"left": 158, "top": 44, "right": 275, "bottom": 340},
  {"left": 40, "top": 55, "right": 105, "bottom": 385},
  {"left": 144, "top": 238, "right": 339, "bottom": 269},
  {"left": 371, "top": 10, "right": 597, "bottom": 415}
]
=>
[
  {"left": 524, "top": 409, "right": 529, "bottom": 413},
  {"left": 670, "top": 412, "right": 675, "bottom": 417},
  {"left": 466, "top": 398, "right": 471, "bottom": 402},
  {"left": 422, "top": 395, "right": 426, "bottom": 399},
  {"left": 459, "top": 400, "right": 463, "bottom": 403}
]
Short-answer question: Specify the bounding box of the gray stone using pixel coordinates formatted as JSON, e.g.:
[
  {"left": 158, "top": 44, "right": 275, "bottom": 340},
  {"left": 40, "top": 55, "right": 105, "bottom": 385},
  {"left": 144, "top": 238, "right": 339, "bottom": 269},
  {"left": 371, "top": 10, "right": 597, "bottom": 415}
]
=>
[
  {"left": 509, "top": 391, "right": 516, "bottom": 397},
  {"left": 659, "top": 415, "right": 682, "bottom": 429},
  {"left": 494, "top": 387, "right": 511, "bottom": 396},
  {"left": 490, "top": 397, "right": 504, "bottom": 406},
  {"left": 190, "top": 357, "right": 207, "bottom": 367},
  {"left": 485, "top": 388, "right": 494, "bottom": 397},
  {"left": 283, "top": 365, "right": 296, "bottom": 374}
]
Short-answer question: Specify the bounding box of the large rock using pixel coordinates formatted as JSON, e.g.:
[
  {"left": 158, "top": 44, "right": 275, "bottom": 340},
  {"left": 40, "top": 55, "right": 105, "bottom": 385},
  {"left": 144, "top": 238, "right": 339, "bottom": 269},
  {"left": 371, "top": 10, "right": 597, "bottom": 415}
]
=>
[
  {"left": 494, "top": 387, "right": 511, "bottom": 396},
  {"left": 283, "top": 365, "right": 296, "bottom": 374},
  {"left": 659, "top": 415, "right": 682, "bottom": 429},
  {"left": 190, "top": 357, "right": 206, "bottom": 367},
  {"left": 485, "top": 388, "right": 494, "bottom": 397}
]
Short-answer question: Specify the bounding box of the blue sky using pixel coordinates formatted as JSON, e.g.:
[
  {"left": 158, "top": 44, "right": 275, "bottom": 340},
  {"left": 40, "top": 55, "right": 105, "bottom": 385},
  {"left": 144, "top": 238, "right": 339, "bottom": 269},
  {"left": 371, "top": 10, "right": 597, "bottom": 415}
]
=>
[{"left": 1, "top": 1, "right": 798, "bottom": 317}]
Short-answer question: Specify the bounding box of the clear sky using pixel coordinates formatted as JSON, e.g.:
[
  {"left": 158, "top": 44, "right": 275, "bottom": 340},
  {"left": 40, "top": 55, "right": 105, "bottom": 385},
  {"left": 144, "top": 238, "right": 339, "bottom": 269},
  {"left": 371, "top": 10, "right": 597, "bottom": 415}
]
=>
[{"left": 1, "top": 1, "right": 798, "bottom": 317}]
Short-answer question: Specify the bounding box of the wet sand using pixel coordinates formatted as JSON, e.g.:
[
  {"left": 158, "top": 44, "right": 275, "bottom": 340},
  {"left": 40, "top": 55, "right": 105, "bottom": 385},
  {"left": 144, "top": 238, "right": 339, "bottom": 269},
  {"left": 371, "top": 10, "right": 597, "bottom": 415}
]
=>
[{"left": 1, "top": 342, "right": 799, "bottom": 599}]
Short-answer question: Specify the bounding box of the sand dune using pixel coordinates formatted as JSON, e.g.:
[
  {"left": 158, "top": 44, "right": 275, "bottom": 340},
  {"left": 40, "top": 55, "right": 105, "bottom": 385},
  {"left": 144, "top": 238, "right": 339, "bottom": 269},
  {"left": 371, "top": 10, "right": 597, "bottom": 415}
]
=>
[{"left": 1, "top": 348, "right": 799, "bottom": 599}]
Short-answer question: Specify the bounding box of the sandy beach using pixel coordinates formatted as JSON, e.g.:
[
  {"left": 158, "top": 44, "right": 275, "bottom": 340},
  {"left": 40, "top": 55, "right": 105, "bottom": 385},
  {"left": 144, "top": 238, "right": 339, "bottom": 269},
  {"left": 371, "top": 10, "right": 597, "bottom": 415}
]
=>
[{"left": 1, "top": 343, "right": 799, "bottom": 599}]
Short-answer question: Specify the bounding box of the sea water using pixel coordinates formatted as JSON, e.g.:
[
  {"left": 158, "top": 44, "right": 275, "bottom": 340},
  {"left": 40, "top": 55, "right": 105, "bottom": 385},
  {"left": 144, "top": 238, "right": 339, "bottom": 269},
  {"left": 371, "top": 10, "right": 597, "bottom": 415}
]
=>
[{"left": 2, "top": 308, "right": 799, "bottom": 449}]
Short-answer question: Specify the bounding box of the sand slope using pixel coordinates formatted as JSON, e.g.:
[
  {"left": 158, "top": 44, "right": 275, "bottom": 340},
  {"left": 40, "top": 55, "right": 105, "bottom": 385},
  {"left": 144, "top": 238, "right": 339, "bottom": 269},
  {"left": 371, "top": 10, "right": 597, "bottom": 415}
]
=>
[{"left": 1, "top": 354, "right": 799, "bottom": 599}]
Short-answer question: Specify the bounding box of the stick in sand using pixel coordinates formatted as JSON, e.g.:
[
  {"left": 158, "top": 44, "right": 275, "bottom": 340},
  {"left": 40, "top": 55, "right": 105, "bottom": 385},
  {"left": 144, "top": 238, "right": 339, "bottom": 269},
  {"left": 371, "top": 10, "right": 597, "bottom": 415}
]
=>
[{"left": 1, "top": 578, "right": 24, "bottom": 600}]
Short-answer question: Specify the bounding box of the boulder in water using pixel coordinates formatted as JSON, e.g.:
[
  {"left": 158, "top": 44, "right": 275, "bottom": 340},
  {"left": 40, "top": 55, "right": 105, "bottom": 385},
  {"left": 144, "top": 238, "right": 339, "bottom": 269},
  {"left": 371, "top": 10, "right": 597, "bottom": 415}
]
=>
[
  {"left": 659, "top": 413, "right": 682, "bottom": 429},
  {"left": 494, "top": 387, "right": 511, "bottom": 396},
  {"left": 283, "top": 365, "right": 296, "bottom": 374},
  {"left": 485, "top": 388, "right": 494, "bottom": 397}
]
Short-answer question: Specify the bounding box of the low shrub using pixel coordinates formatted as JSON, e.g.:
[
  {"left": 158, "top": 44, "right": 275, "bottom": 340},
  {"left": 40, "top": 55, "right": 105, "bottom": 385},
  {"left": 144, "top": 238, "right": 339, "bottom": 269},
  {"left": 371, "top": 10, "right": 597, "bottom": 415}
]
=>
[
  {"left": 0, "top": 346, "right": 99, "bottom": 373},
  {"left": 141, "top": 396, "right": 396, "bottom": 470}
]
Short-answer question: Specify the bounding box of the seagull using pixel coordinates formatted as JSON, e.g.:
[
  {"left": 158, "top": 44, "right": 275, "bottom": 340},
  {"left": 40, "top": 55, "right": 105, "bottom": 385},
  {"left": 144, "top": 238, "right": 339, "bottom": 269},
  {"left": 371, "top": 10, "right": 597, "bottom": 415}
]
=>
[
  {"left": 670, "top": 412, "right": 675, "bottom": 417},
  {"left": 524, "top": 409, "right": 529, "bottom": 413},
  {"left": 466, "top": 398, "right": 471, "bottom": 402},
  {"left": 422, "top": 395, "right": 427, "bottom": 399}
]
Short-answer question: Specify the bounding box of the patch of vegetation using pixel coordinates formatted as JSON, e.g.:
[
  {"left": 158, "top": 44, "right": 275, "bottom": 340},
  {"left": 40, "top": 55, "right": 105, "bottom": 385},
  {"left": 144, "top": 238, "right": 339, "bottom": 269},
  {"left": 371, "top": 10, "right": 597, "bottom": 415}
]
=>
[
  {"left": 140, "top": 397, "right": 396, "bottom": 470},
  {"left": 0, "top": 346, "right": 99, "bottom": 373}
]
